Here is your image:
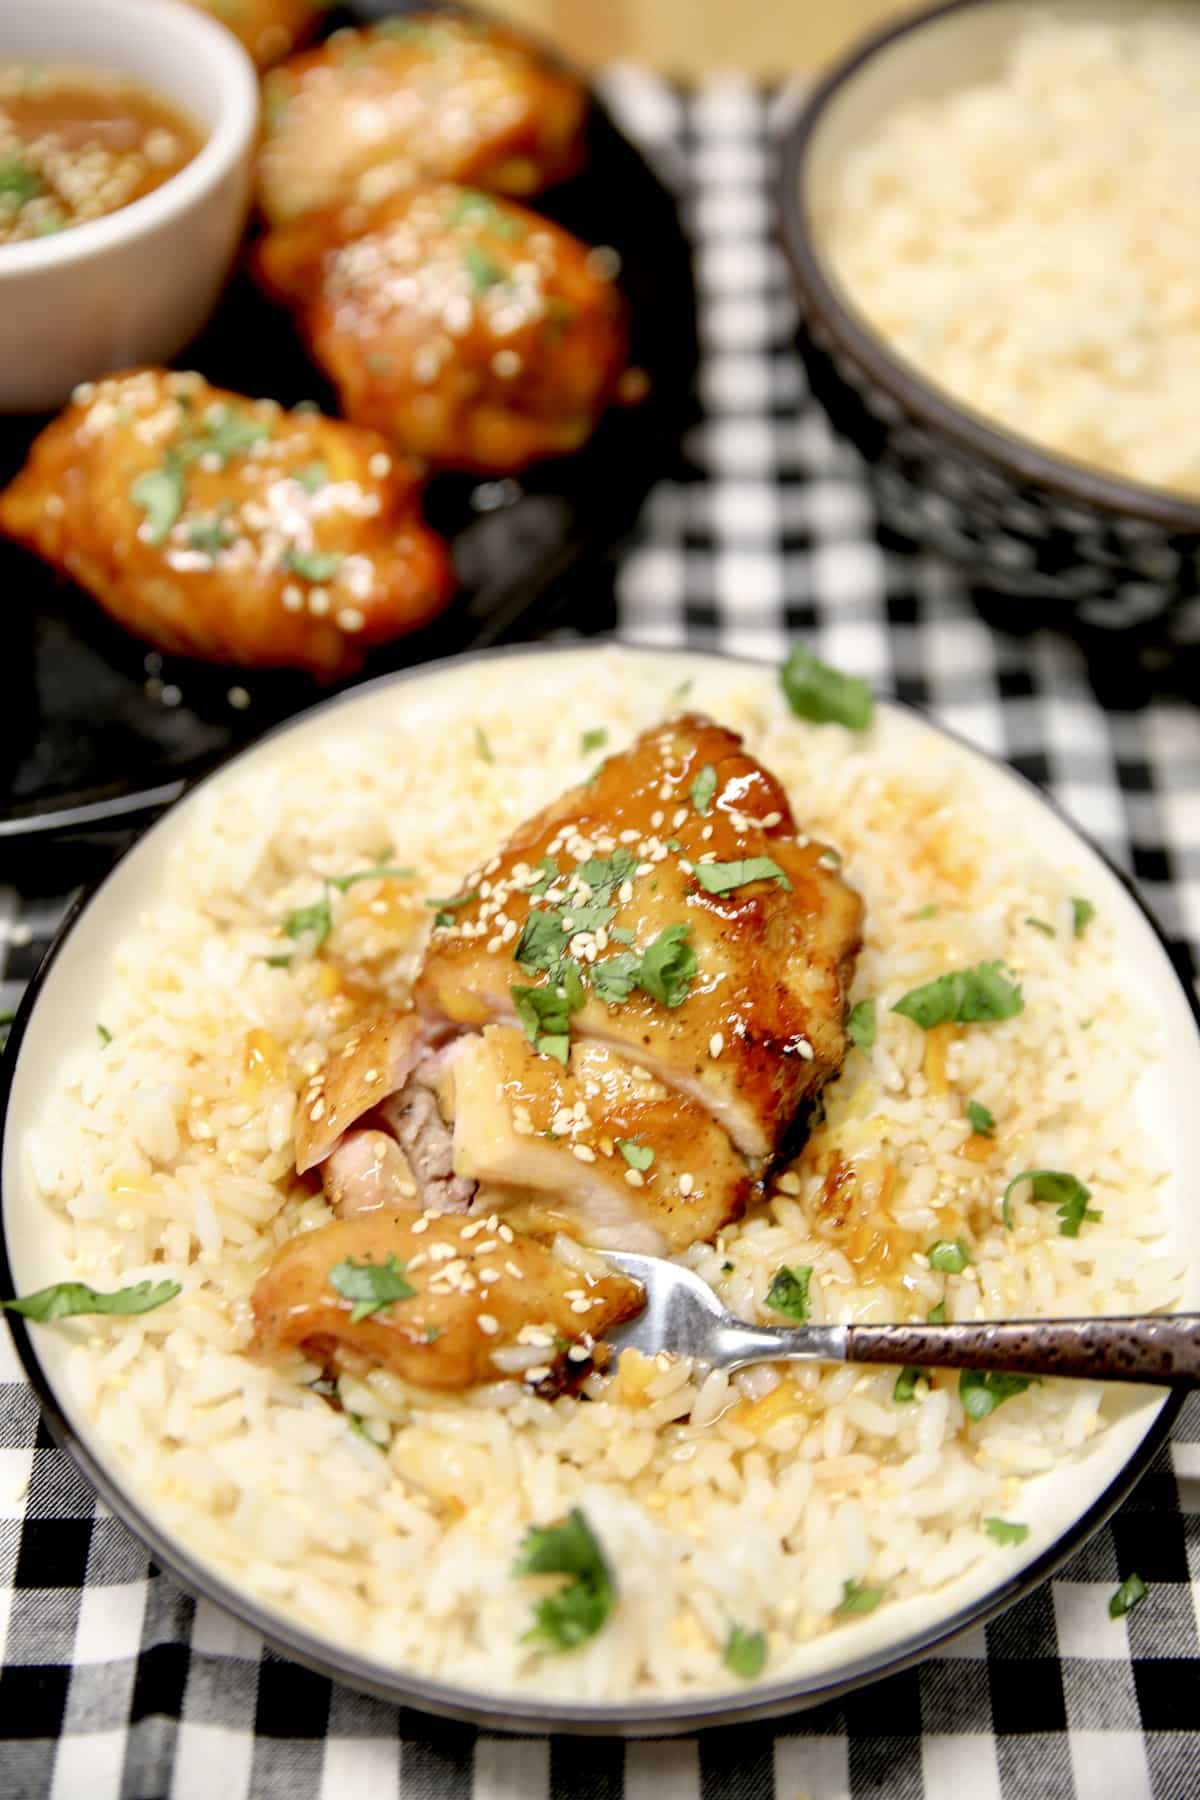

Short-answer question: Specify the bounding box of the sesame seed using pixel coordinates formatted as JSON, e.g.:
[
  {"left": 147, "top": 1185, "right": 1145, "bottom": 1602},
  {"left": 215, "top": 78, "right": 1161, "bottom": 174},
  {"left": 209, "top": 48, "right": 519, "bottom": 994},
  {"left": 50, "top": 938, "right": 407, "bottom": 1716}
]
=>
[
  {"left": 617, "top": 879, "right": 634, "bottom": 904},
  {"left": 701, "top": 825, "right": 713, "bottom": 841},
  {"left": 709, "top": 1033, "right": 724, "bottom": 1058},
  {"left": 796, "top": 1040, "right": 815, "bottom": 1061},
  {"left": 571, "top": 1144, "right": 597, "bottom": 1164},
  {"left": 672, "top": 808, "right": 689, "bottom": 829},
  {"left": 411, "top": 1216, "right": 430, "bottom": 1234},
  {"left": 368, "top": 451, "right": 391, "bottom": 478},
  {"left": 492, "top": 348, "right": 522, "bottom": 377},
  {"left": 498, "top": 1223, "right": 515, "bottom": 1243},
  {"left": 625, "top": 1168, "right": 645, "bottom": 1188},
  {"left": 336, "top": 607, "right": 365, "bottom": 633},
  {"left": 477, "top": 1313, "right": 500, "bottom": 1335},
  {"left": 227, "top": 686, "right": 251, "bottom": 710},
  {"left": 651, "top": 810, "right": 664, "bottom": 828},
  {"left": 308, "top": 590, "right": 331, "bottom": 617},
  {"left": 461, "top": 1219, "right": 486, "bottom": 1238},
  {"left": 308, "top": 1099, "right": 325, "bottom": 1121},
  {"left": 764, "top": 811, "right": 783, "bottom": 827},
  {"left": 282, "top": 584, "right": 303, "bottom": 612},
  {"left": 524, "top": 1364, "right": 552, "bottom": 1382},
  {"left": 679, "top": 1173, "right": 694, "bottom": 1196}
]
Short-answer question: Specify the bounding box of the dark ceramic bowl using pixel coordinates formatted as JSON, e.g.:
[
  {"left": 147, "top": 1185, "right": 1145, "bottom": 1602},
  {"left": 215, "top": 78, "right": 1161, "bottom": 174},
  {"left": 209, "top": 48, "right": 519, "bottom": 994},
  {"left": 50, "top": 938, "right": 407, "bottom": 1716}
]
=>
[{"left": 777, "top": 0, "right": 1200, "bottom": 631}]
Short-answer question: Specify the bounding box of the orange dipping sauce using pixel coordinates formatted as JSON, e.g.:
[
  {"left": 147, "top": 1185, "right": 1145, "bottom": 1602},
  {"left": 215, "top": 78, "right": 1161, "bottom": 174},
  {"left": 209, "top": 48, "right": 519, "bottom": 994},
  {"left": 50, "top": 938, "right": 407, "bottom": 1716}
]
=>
[{"left": 0, "top": 63, "right": 203, "bottom": 246}]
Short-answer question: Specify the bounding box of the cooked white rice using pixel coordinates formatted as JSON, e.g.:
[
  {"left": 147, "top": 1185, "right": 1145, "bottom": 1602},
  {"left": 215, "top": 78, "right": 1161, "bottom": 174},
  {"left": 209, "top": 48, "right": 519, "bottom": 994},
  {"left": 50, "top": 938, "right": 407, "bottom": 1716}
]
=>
[
  {"left": 821, "top": 11, "right": 1200, "bottom": 499},
  {"left": 23, "top": 649, "right": 1183, "bottom": 1699}
]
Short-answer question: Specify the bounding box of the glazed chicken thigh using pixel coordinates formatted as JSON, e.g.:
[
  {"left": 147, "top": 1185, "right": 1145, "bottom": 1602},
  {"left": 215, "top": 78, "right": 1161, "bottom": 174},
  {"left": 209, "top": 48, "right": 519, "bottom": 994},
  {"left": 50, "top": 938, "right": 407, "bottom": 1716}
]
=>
[
  {"left": 255, "top": 715, "right": 862, "bottom": 1393},
  {"left": 257, "top": 13, "right": 587, "bottom": 226}
]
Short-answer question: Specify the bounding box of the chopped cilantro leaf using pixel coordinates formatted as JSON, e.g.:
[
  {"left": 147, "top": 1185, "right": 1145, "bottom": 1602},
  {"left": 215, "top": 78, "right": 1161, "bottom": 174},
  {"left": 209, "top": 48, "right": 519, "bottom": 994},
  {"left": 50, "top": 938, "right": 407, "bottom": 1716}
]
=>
[
  {"left": 512, "top": 980, "right": 582, "bottom": 1065},
  {"left": 1109, "top": 1572, "right": 1148, "bottom": 1619},
  {"left": 836, "top": 1579, "right": 883, "bottom": 1615},
  {"left": 529, "top": 857, "right": 559, "bottom": 897},
  {"left": 295, "top": 461, "right": 328, "bottom": 493},
  {"left": 327, "top": 863, "right": 415, "bottom": 892},
  {"left": 96, "top": 1023, "right": 112, "bottom": 1046},
  {"left": 1025, "top": 916, "right": 1055, "bottom": 938},
  {"left": 609, "top": 925, "right": 635, "bottom": 945},
  {"left": 590, "top": 951, "right": 639, "bottom": 1004},
  {"left": 131, "top": 456, "right": 185, "bottom": 544},
  {"left": 474, "top": 725, "right": 493, "bottom": 762},
  {"left": 690, "top": 763, "right": 717, "bottom": 815},
  {"left": 694, "top": 857, "right": 792, "bottom": 896},
  {"left": 347, "top": 1411, "right": 386, "bottom": 1451},
  {"left": 328, "top": 1253, "right": 414, "bottom": 1323},
  {"left": 283, "top": 546, "right": 342, "bottom": 583},
  {"left": 847, "top": 998, "right": 876, "bottom": 1050},
  {"left": 186, "top": 506, "right": 234, "bottom": 558},
  {"left": 179, "top": 405, "right": 267, "bottom": 468},
  {"left": 781, "top": 645, "right": 874, "bottom": 731},
  {"left": 911, "top": 903, "right": 939, "bottom": 920},
  {"left": 721, "top": 1260, "right": 735, "bottom": 1274},
  {"left": 1, "top": 1278, "right": 180, "bottom": 1321},
  {"left": 618, "top": 1140, "right": 654, "bottom": 1171},
  {"left": 0, "top": 155, "right": 41, "bottom": 209},
  {"left": 283, "top": 893, "right": 333, "bottom": 947},
  {"left": 892, "top": 962, "right": 1023, "bottom": 1029},
  {"left": 967, "top": 1100, "right": 995, "bottom": 1136},
  {"left": 574, "top": 848, "right": 636, "bottom": 901},
  {"left": 893, "top": 1365, "right": 928, "bottom": 1403},
  {"left": 1072, "top": 897, "right": 1095, "bottom": 938},
  {"left": 514, "top": 1508, "right": 614, "bottom": 1652},
  {"left": 634, "top": 922, "right": 697, "bottom": 1008},
  {"left": 723, "top": 1625, "right": 767, "bottom": 1679},
  {"left": 1002, "top": 1169, "right": 1099, "bottom": 1237},
  {"left": 448, "top": 188, "right": 521, "bottom": 236},
  {"left": 580, "top": 728, "right": 607, "bottom": 753},
  {"left": 426, "top": 890, "right": 479, "bottom": 928},
  {"left": 765, "top": 1264, "right": 812, "bottom": 1324},
  {"left": 263, "top": 953, "right": 293, "bottom": 969},
  {"left": 959, "top": 1369, "right": 1034, "bottom": 1421},
  {"left": 984, "top": 1518, "right": 1029, "bottom": 1546},
  {"left": 464, "top": 244, "right": 505, "bottom": 292},
  {"left": 927, "top": 1299, "right": 946, "bottom": 1325},
  {"left": 927, "top": 1238, "right": 972, "bottom": 1274}
]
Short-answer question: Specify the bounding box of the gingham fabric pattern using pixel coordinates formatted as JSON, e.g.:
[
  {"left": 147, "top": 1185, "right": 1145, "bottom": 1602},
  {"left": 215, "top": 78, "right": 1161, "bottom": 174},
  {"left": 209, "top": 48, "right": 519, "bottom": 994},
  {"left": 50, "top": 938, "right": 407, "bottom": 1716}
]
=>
[{"left": 2, "top": 72, "right": 1200, "bottom": 1800}]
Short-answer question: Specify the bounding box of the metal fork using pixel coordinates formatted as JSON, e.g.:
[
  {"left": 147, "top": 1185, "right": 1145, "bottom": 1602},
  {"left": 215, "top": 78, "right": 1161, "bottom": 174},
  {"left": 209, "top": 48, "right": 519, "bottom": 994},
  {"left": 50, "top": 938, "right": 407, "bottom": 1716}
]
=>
[{"left": 599, "top": 1252, "right": 1200, "bottom": 1387}]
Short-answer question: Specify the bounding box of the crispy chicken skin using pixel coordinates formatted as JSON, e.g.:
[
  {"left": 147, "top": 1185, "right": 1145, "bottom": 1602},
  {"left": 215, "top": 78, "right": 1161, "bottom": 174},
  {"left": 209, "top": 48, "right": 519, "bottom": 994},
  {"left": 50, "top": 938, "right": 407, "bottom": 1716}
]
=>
[
  {"left": 257, "top": 13, "right": 587, "bottom": 227},
  {"left": 255, "top": 183, "right": 628, "bottom": 473},
  {"left": 187, "top": 0, "right": 320, "bottom": 69},
  {"left": 417, "top": 716, "right": 864, "bottom": 1160},
  {"left": 250, "top": 1209, "right": 642, "bottom": 1392},
  {"left": 449, "top": 1027, "right": 755, "bottom": 1255},
  {"left": 0, "top": 369, "right": 454, "bottom": 678}
]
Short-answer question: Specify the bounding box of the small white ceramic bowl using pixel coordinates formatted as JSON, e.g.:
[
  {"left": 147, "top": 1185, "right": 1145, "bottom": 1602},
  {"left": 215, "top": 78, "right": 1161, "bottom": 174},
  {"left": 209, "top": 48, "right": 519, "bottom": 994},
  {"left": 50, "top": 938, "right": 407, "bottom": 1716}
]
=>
[{"left": 0, "top": 0, "right": 258, "bottom": 412}]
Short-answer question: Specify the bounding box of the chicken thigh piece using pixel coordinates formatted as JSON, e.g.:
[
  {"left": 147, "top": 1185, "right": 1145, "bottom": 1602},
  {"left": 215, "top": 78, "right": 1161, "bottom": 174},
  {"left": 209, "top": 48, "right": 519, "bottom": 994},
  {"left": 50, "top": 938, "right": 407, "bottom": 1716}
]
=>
[
  {"left": 0, "top": 369, "right": 454, "bottom": 677},
  {"left": 257, "top": 13, "right": 587, "bottom": 226},
  {"left": 448, "top": 1027, "right": 755, "bottom": 1255},
  {"left": 255, "top": 183, "right": 628, "bottom": 473},
  {"left": 250, "top": 1208, "right": 642, "bottom": 1393},
  {"left": 188, "top": 0, "right": 321, "bottom": 69},
  {"left": 416, "top": 716, "right": 864, "bottom": 1160}
]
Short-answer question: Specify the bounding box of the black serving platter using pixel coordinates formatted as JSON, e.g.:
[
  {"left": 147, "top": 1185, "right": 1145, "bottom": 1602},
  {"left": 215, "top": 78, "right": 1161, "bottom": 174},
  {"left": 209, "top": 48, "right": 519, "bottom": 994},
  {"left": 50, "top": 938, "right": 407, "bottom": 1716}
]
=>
[{"left": 0, "top": 0, "right": 698, "bottom": 844}]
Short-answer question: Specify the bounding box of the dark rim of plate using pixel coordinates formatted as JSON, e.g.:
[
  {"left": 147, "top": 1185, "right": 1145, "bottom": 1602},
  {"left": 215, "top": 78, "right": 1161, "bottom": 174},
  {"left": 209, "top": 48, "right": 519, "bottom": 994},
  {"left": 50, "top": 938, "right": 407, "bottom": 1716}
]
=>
[
  {"left": 0, "top": 641, "right": 1190, "bottom": 1734},
  {"left": 775, "top": 0, "right": 1200, "bottom": 532}
]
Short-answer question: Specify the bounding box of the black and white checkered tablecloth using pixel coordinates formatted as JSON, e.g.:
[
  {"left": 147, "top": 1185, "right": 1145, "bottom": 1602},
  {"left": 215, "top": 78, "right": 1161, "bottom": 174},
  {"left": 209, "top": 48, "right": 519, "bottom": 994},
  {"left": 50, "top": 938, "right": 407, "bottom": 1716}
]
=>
[{"left": 2, "top": 72, "right": 1199, "bottom": 1800}]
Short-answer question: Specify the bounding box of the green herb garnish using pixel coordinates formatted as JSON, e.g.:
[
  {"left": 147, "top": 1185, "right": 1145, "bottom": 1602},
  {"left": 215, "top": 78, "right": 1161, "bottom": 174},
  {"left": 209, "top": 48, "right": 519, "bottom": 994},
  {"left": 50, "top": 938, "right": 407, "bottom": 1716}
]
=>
[
  {"left": 328, "top": 1253, "right": 414, "bottom": 1323},
  {"left": 574, "top": 848, "right": 636, "bottom": 901},
  {"left": 1109, "top": 1572, "right": 1148, "bottom": 1619},
  {"left": 427, "top": 890, "right": 480, "bottom": 928},
  {"left": 927, "top": 1239, "right": 972, "bottom": 1274},
  {"left": 984, "top": 1518, "right": 1029, "bottom": 1546},
  {"left": 632, "top": 922, "right": 697, "bottom": 1008},
  {"left": 529, "top": 857, "right": 559, "bottom": 898},
  {"left": 474, "top": 725, "right": 493, "bottom": 763},
  {"left": 464, "top": 244, "right": 505, "bottom": 292},
  {"left": 1072, "top": 897, "right": 1095, "bottom": 939},
  {"left": 182, "top": 405, "right": 267, "bottom": 468},
  {"left": 512, "top": 978, "right": 583, "bottom": 1065},
  {"left": 847, "top": 999, "right": 876, "bottom": 1051},
  {"left": 1002, "top": 1169, "right": 1099, "bottom": 1237},
  {"left": 765, "top": 1264, "right": 812, "bottom": 1324},
  {"left": 447, "top": 188, "right": 521, "bottom": 236},
  {"left": 690, "top": 764, "right": 717, "bottom": 816},
  {"left": 294, "top": 461, "right": 328, "bottom": 494},
  {"left": 96, "top": 1024, "right": 112, "bottom": 1046},
  {"left": 283, "top": 894, "right": 333, "bottom": 947},
  {"left": 327, "top": 863, "right": 415, "bottom": 892},
  {"left": 959, "top": 1369, "right": 1034, "bottom": 1421},
  {"left": 580, "top": 728, "right": 607, "bottom": 754},
  {"left": 186, "top": 507, "right": 234, "bottom": 558},
  {"left": 618, "top": 1140, "right": 654, "bottom": 1172},
  {"left": 1025, "top": 917, "right": 1055, "bottom": 938},
  {"left": 967, "top": 1100, "right": 995, "bottom": 1137},
  {"left": 892, "top": 963, "right": 1023, "bottom": 1029},
  {"left": 1, "top": 1278, "right": 180, "bottom": 1321},
  {"left": 131, "top": 457, "right": 185, "bottom": 544},
  {"left": 723, "top": 1625, "right": 767, "bottom": 1679},
  {"left": 283, "top": 546, "right": 342, "bottom": 583},
  {"left": 781, "top": 645, "right": 874, "bottom": 731},
  {"left": 0, "top": 156, "right": 41, "bottom": 210},
  {"left": 927, "top": 1299, "right": 946, "bottom": 1325},
  {"left": 514, "top": 1508, "right": 614, "bottom": 1652},
  {"left": 893, "top": 1366, "right": 928, "bottom": 1403},
  {"left": 836, "top": 1579, "right": 883, "bottom": 1615},
  {"left": 694, "top": 858, "right": 792, "bottom": 896}
]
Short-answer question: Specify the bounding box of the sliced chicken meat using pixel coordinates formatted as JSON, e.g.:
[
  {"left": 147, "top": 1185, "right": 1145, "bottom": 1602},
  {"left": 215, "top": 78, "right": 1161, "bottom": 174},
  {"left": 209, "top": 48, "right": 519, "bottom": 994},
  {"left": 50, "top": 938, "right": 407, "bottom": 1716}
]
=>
[
  {"left": 250, "top": 1208, "right": 642, "bottom": 1393},
  {"left": 415, "top": 715, "right": 863, "bottom": 1160},
  {"left": 448, "top": 1026, "right": 754, "bottom": 1255}
]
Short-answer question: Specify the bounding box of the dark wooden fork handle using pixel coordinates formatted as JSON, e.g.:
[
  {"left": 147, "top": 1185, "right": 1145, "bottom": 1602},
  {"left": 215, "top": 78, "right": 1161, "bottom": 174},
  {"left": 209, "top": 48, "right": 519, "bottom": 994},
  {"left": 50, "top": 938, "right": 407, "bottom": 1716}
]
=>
[{"left": 847, "top": 1316, "right": 1200, "bottom": 1387}]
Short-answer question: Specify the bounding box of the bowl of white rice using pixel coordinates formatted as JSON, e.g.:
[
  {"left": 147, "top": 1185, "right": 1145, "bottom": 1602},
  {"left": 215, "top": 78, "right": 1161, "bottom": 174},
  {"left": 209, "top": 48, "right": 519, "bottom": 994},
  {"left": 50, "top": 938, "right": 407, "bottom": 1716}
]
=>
[
  {"left": 1, "top": 642, "right": 1197, "bottom": 1731},
  {"left": 778, "top": 0, "right": 1200, "bottom": 630}
]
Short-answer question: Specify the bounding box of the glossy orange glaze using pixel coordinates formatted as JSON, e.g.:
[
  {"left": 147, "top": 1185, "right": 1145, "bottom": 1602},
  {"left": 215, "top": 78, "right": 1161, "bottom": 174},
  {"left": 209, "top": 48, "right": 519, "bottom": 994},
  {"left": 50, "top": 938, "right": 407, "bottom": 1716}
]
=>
[
  {"left": 0, "top": 369, "right": 454, "bottom": 677},
  {"left": 256, "top": 182, "right": 628, "bottom": 473},
  {"left": 295, "top": 1013, "right": 426, "bottom": 1174},
  {"left": 256, "top": 13, "right": 587, "bottom": 226},
  {"left": 416, "top": 716, "right": 863, "bottom": 1159},
  {"left": 811, "top": 1154, "right": 918, "bottom": 1285},
  {"left": 188, "top": 0, "right": 322, "bottom": 69},
  {"left": 250, "top": 1208, "right": 642, "bottom": 1392},
  {"left": 0, "top": 64, "right": 201, "bottom": 245},
  {"left": 450, "top": 1025, "right": 755, "bottom": 1254}
]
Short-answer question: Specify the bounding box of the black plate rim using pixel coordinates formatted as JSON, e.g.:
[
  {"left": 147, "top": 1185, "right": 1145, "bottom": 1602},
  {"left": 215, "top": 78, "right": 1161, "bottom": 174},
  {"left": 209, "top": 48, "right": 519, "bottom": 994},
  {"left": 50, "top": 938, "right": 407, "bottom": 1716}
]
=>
[{"left": 0, "top": 637, "right": 1190, "bottom": 1735}]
